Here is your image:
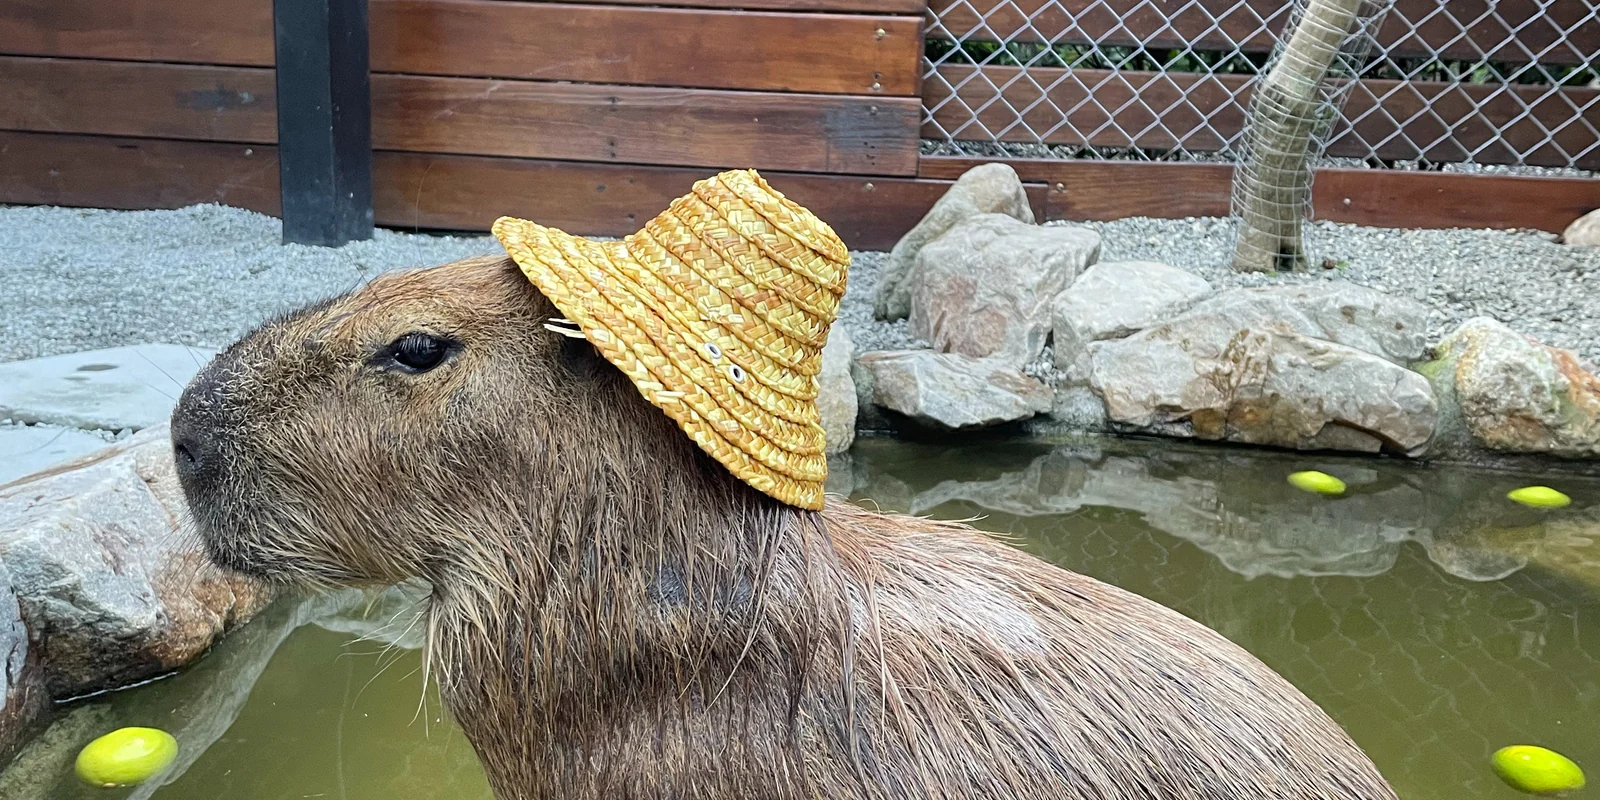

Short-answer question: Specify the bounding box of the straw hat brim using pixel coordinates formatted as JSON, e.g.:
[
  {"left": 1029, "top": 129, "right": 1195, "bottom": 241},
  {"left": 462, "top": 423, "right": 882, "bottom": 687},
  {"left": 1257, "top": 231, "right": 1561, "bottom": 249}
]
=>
[{"left": 492, "top": 170, "right": 849, "bottom": 510}]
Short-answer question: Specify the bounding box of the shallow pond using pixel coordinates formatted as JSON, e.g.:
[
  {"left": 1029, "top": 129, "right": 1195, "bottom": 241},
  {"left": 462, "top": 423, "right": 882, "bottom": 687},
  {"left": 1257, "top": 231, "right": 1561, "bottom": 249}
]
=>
[{"left": 9, "top": 436, "right": 1600, "bottom": 799}]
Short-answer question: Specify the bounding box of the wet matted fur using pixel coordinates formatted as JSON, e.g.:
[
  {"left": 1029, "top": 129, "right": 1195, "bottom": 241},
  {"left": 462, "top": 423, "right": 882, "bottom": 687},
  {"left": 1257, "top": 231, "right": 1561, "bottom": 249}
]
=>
[{"left": 172, "top": 255, "right": 1397, "bottom": 800}]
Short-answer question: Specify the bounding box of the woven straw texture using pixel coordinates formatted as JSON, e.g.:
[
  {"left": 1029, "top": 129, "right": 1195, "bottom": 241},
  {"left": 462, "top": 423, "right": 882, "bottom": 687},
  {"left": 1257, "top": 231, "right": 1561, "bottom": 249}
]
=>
[{"left": 492, "top": 169, "right": 849, "bottom": 510}]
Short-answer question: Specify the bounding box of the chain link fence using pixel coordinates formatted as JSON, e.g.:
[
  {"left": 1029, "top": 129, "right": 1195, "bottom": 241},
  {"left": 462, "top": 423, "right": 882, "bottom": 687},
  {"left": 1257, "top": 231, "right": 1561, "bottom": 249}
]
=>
[{"left": 923, "top": 0, "right": 1600, "bottom": 171}]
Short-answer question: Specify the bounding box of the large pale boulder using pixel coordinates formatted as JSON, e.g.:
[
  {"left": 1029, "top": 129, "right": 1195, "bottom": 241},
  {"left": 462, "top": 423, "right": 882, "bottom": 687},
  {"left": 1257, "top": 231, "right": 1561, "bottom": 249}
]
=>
[
  {"left": 1562, "top": 208, "right": 1600, "bottom": 246},
  {"left": 0, "top": 427, "right": 273, "bottom": 697},
  {"left": 1088, "top": 318, "right": 1438, "bottom": 455},
  {"left": 1421, "top": 317, "right": 1600, "bottom": 459},
  {"left": 858, "top": 350, "right": 1052, "bottom": 429},
  {"left": 1184, "top": 284, "right": 1427, "bottom": 365},
  {"left": 818, "top": 327, "right": 857, "bottom": 455},
  {"left": 0, "top": 424, "right": 112, "bottom": 490},
  {"left": 0, "top": 345, "right": 214, "bottom": 432},
  {"left": 875, "top": 164, "right": 1034, "bottom": 321},
  {"left": 909, "top": 215, "right": 1101, "bottom": 368},
  {"left": 0, "top": 560, "right": 46, "bottom": 767},
  {"left": 1052, "top": 260, "right": 1213, "bottom": 378}
]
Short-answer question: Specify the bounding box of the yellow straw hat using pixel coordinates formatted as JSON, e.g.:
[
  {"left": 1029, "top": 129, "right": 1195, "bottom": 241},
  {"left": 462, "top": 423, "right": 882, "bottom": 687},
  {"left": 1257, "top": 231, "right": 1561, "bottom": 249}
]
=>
[{"left": 491, "top": 169, "right": 849, "bottom": 510}]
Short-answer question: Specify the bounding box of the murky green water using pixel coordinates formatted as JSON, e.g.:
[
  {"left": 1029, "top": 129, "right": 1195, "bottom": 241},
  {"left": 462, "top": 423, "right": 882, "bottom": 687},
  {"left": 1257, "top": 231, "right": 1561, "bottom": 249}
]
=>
[{"left": 10, "top": 437, "right": 1600, "bottom": 799}]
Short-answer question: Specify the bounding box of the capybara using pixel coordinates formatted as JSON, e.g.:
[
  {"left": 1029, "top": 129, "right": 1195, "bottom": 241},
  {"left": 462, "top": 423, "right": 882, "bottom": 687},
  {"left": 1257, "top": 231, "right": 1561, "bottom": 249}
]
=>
[{"left": 171, "top": 254, "right": 1396, "bottom": 800}]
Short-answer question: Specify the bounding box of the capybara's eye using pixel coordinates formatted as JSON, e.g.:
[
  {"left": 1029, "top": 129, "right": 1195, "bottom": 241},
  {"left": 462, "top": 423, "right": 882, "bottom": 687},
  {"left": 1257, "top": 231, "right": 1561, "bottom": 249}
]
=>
[{"left": 387, "top": 332, "right": 454, "bottom": 373}]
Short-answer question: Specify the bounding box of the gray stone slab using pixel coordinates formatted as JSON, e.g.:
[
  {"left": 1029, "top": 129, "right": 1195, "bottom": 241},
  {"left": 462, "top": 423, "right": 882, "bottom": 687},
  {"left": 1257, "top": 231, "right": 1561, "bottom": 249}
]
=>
[
  {"left": 0, "top": 345, "right": 214, "bottom": 432},
  {"left": 0, "top": 425, "right": 111, "bottom": 485}
]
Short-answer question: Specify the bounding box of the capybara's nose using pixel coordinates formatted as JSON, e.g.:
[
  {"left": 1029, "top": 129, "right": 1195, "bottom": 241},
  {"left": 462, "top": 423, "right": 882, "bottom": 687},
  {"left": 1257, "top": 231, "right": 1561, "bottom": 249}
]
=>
[
  {"left": 170, "top": 418, "right": 218, "bottom": 486},
  {"left": 171, "top": 364, "right": 228, "bottom": 489}
]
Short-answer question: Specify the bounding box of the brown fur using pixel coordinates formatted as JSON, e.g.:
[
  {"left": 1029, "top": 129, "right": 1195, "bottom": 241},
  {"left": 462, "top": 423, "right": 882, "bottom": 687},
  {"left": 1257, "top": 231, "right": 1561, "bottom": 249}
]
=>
[{"left": 172, "top": 255, "right": 1396, "bottom": 800}]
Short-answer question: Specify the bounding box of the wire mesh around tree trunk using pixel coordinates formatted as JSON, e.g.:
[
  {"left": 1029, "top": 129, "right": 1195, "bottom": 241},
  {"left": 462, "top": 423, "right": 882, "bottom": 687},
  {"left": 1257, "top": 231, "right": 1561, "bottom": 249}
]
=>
[
  {"left": 1230, "top": 0, "right": 1392, "bottom": 272},
  {"left": 922, "top": 0, "right": 1600, "bottom": 171}
]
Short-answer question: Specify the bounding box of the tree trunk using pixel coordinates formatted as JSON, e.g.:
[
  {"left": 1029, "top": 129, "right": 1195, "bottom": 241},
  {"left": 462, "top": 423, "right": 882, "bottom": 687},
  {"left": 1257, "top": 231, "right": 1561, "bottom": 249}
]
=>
[{"left": 1231, "top": 0, "right": 1366, "bottom": 272}]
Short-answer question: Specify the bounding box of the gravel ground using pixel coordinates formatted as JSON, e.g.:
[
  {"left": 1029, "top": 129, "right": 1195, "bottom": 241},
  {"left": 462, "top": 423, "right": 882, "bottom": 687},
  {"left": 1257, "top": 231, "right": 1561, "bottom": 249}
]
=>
[
  {"left": 2, "top": 203, "right": 1595, "bottom": 370},
  {"left": 0, "top": 204, "right": 500, "bottom": 361}
]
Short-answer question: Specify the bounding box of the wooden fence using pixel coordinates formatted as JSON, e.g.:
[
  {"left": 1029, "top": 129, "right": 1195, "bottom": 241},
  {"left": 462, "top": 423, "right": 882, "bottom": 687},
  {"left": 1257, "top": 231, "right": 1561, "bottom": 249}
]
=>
[{"left": 0, "top": 0, "right": 1595, "bottom": 247}]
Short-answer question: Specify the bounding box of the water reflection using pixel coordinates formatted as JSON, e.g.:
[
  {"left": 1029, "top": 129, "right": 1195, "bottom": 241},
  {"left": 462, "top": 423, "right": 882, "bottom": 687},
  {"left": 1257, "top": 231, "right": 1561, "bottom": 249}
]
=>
[
  {"left": 1, "top": 584, "right": 430, "bottom": 800},
  {"left": 840, "top": 437, "right": 1600, "bottom": 800},
  {"left": 7, "top": 438, "right": 1600, "bottom": 800},
  {"left": 840, "top": 437, "right": 1600, "bottom": 584}
]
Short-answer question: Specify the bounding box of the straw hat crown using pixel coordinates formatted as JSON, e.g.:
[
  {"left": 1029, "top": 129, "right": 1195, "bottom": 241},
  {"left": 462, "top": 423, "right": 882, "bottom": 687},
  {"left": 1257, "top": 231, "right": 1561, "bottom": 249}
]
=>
[{"left": 492, "top": 169, "right": 849, "bottom": 510}]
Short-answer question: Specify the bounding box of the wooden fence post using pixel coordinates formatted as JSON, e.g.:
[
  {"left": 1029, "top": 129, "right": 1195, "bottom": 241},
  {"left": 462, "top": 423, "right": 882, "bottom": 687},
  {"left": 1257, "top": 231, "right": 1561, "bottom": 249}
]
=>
[{"left": 272, "top": 0, "right": 374, "bottom": 246}]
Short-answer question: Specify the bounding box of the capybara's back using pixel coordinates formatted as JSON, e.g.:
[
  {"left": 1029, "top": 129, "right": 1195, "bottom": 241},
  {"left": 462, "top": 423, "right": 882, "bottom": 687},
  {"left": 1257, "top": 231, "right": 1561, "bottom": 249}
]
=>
[{"left": 801, "top": 500, "right": 1394, "bottom": 799}]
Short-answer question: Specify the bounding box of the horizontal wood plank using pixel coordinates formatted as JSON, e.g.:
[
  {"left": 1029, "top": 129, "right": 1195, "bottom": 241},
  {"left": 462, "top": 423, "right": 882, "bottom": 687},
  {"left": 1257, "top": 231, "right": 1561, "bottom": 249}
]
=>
[
  {"left": 371, "top": 152, "right": 1012, "bottom": 248},
  {"left": 0, "top": 0, "right": 275, "bottom": 65},
  {"left": 371, "top": 74, "right": 921, "bottom": 174},
  {"left": 0, "top": 58, "right": 278, "bottom": 143},
  {"left": 929, "top": 0, "right": 1599, "bottom": 65},
  {"left": 0, "top": 131, "right": 970, "bottom": 249},
  {"left": 926, "top": 66, "right": 1600, "bottom": 169},
  {"left": 0, "top": 131, "right": 280, "bottom": 213},
  {"left": 4, "top": 133, "right": 1588, "bottom": 248},
  {"left": 0, "top": 0, "right": 921, "bottom": 95},
  {"left": 919, "top": 155, "right": 1600, "bottom": 233},
  {"left": 0, "top": 57, "right": 921, "bottom": 175},
  {"left": 545, "top": 0, "right": 926, "bottom": 12},
  {"left": 919, "top": 156, "right": 1236, "bottom": 219},
  {"left": 371, "top": 1, "right": 921, "bottom": 95}
]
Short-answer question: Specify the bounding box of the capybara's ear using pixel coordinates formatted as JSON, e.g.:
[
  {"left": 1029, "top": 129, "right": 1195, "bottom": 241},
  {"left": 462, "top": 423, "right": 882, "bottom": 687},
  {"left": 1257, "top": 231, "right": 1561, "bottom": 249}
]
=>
[{"left": 555, "top": 332, "right": 608, "bottom": 381}]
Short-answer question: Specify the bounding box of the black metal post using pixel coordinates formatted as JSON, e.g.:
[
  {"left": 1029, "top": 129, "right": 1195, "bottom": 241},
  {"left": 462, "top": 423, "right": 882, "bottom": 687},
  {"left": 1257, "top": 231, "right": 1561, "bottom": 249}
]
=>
[{"left": 272, "top": 0, "right": 374, "bottom": 246}]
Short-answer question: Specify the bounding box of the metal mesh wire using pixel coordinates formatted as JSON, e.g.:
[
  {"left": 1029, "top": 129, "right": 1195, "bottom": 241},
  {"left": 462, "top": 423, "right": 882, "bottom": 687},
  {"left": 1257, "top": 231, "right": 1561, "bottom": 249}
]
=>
[
  {"left": 1230, "top": 0, "right": 1390, "bottom": 271},
  {"left": 924, "top": 0, "right": 1600, "bottom": 170}
]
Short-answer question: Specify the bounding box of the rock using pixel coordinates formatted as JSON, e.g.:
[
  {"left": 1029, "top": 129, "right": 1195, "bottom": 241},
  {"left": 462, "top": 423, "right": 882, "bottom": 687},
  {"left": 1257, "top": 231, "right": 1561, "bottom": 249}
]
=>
[
  {"left": 0, "top": 345, "right": 214, "bottom": 432},
  {"left": 875, "top": 164, "right": 1034, "bottom": 321},
  {"left": 818, "top": 327, "right": 857, "bottom": 455},
  {"left": 848, "top": 356, "right": 891, "bottom": 433},
  {"left": 858, "top": 350, "right": 1052, "bottom": 429},
  {"left": 0, "top": 560, "right": 47, "bottom": 767},
  {"left": 0, "top": 424, "right": 112, "bottom": 486},
  {"left": 1052, "top": 260, "right": 1213, "bottom": 377},
  {"left": 0, "top": 426, "right": 273, "bottom": 698},
  {"left": 1185, "top": 283, "right": 1427, "bottom": 365},
  {"left": 909, "top": 215, "right": 1101, "bottom": 368},
  {"left": 1562, "top": 208, "right": 1600, "bottom": 246},
  {"left": 1422, "top": 317, "right": 1600, "bottom": 458},
  {"left": 1047, "top": 385, "right": 1110, "bottom": 431},
  {"left": 1088, "top": 318, "right": 1438, "bottom": 455}
]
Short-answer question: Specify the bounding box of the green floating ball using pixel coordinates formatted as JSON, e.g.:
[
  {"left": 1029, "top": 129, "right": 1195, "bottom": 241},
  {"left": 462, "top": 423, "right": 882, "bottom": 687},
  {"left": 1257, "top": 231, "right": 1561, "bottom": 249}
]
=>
[
  {"left": 1287, "top": 471, "right": 1346, "bottom": 496},
  {"left": 1507, "top": 486, "right": 1572, "bottom": 509},
  {"left": 1492, "top": 745, "right": 1586, "bottom": 796},
  {"left": 75, "top": 727, "right": 178, "bottom": 788}
]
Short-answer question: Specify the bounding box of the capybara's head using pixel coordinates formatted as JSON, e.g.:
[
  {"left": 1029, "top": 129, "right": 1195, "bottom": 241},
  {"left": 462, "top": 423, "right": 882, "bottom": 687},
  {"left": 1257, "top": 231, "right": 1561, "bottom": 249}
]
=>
[{"left": 170, "top": 254, "right": 716, "bottom": 587}]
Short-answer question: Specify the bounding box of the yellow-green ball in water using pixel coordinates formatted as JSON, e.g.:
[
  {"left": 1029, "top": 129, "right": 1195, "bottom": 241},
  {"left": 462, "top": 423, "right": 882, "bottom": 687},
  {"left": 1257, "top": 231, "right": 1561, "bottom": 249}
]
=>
[
  {"left": 1492, "top": 745, "right": 1586, "bottom": 796},
  {"left": 1287, "top": 471, "right": 1346, "bottom": 496},
  {"left": 75, "top": 727, "right": 178, "bottom": 788},
  {"left": 1507, "top": 486, "right": 1572, "bottom": 509}
]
